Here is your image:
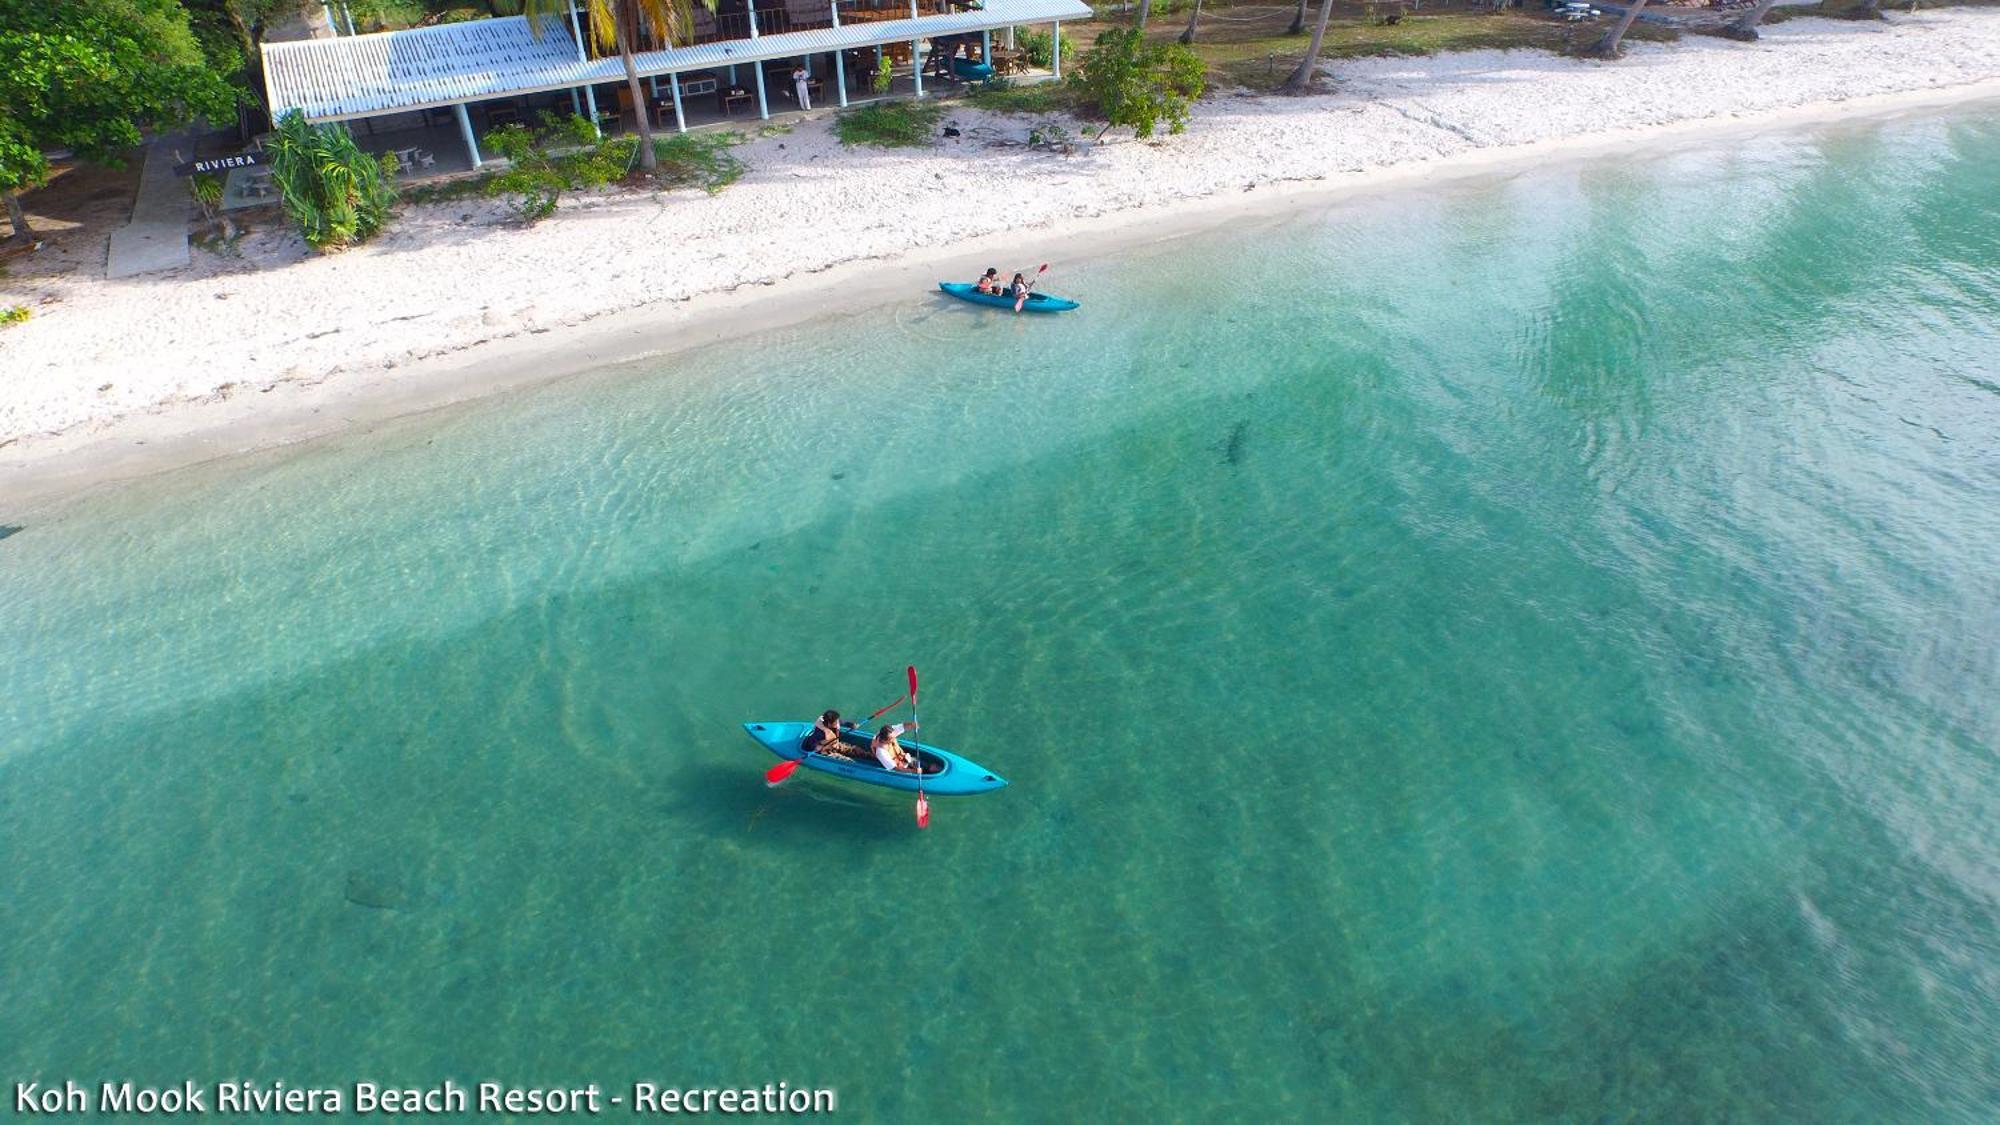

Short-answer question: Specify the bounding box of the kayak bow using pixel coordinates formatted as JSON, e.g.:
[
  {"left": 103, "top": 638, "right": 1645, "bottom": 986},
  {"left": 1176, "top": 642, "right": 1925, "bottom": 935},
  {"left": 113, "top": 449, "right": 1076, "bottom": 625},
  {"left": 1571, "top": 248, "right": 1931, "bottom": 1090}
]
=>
[
  {"left": 938, "top": 282, "right": 1079, "bottom": 313},
  {"left": 742, "top": 722, "right": 1008, "bottom": 796}
]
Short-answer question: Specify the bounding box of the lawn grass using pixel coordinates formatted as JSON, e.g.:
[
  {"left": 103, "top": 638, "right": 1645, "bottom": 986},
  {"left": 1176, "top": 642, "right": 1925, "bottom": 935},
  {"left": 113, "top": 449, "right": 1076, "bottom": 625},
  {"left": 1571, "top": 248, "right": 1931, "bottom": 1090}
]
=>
[
  {"left": 835, "top": 100, "right": 947, "bottom": 146},
  {"left": 1081, "top": 4, "right": 1677, "bottom": 93},
  {"left": 961, "top": 79, "right": 1087, "bottom": 114}
]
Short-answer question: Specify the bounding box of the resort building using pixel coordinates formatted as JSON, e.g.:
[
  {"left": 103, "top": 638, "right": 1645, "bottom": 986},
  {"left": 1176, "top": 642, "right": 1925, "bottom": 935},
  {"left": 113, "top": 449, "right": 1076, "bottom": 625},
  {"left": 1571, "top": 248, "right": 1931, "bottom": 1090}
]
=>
[{"left": 261, "top": 0, "right": 1088, "bottom": 177}]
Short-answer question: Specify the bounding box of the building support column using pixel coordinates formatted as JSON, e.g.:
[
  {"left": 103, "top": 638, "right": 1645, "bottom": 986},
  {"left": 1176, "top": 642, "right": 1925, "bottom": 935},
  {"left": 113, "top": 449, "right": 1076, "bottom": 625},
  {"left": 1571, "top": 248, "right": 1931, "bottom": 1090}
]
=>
[
  {"left": 834, "top": 51, "right": 848, "bottom": 107},
  {"left": 566, "top": 1, "right": 603, "bottom": 138},
  {"left": 913, "top": 40, "right": 924, "bottom": 97},
  {"left": 1051, "top": 21, "right": 1061, "bottom": 79},
  {"left": 749, "top": 0, "right": 769, "bottom": 119},
  {"left": 454, "top": 102, "right": 482, "bottom": 168},
  {"left": 570, "top": 88, "right": 582, "bottom": 115},
  {"left": 981, "top": 30, "right": 990, "bottom": 63},
  {"left": 670, "top": 74, "right": 687, "bottom": 132}
]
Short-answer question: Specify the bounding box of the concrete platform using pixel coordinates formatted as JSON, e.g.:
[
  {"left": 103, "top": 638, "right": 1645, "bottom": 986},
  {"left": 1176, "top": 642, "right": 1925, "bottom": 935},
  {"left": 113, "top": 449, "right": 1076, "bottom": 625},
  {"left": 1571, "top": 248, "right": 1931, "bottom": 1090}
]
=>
[
  {"left": 105, "top": 131, "right": 193, "bottom": 279},
  {"left": 105, "top": 222, "right": 191, "bottom": 279}
]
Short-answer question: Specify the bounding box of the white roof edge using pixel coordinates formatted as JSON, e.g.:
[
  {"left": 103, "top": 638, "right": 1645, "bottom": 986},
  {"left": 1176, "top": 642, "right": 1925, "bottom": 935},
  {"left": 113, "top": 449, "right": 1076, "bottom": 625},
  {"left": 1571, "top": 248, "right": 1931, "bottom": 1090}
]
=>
[{"left": 264, "top": 1, "right": 1089, "bottom": 122}]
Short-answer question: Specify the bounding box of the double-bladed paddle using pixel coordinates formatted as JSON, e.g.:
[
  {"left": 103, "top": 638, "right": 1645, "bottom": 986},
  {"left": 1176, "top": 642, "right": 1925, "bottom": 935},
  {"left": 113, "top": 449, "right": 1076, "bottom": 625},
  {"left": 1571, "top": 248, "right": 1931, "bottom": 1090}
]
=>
[
  {"left": 1013, "top": 263, "right": 1049, "bottom": 313},
  {"left": 764, "top": 693, "right": 907, "bottom": 787},
  {"left": 909, "top": 665, "right": 929, "bottom": 828}
]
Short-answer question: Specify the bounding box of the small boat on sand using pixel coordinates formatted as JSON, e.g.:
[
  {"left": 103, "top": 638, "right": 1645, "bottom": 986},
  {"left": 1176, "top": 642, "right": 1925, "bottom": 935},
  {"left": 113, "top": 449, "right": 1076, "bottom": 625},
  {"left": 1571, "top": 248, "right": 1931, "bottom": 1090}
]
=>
[
  {"left": 938, "top": 282, "right": 1079, "bottom": 313},
  {"left": 742, "top": 722, "right": 1009, "bottom": 796}
]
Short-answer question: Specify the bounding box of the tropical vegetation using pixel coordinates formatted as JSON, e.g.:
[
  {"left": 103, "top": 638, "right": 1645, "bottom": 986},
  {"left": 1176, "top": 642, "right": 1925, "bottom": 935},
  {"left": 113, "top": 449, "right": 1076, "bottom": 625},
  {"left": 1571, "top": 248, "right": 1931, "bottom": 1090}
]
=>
[
  {"left": 482, "top": 112, "right": 743, "bottom": 221},
  {"left": 520, "top": 0, "right": 714, "bottom": 175},
  {"left": 266, "top": 109, "right": 397, "bottom": 250},
  {"left": 0, "top": 0, "right": 237, "bottom": 240},
  {"left": 835, "top": 100, "right": 945, "bottom": 147},
  {"left": 1072, "top": 29, "right": 1206, "bottom": 139}
]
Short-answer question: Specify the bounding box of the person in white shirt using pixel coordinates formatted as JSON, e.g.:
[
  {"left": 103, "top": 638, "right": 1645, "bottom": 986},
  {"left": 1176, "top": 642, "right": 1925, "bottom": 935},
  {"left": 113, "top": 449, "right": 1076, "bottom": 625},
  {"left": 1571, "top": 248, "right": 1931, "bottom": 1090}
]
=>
[
  {"left": 792, "top": 65, "right": 812, "bottom": 111},
  {"left": 871, "top": 722, "right": 919, "bottom": 772}
]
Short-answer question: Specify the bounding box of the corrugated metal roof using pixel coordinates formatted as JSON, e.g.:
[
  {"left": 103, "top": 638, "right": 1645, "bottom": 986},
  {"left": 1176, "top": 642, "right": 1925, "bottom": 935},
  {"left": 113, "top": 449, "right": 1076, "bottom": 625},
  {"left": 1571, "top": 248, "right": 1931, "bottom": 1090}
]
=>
[{"left": 264, "top": 0, "right": 1091, "bottom": 122}]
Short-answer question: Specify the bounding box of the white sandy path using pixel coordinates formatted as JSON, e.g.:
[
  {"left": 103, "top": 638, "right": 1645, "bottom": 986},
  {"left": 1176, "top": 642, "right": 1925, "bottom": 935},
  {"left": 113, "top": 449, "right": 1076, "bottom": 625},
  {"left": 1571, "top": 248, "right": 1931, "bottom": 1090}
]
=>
[{"left": 2, "top": 12, "right": 1997, "bottom": 446}]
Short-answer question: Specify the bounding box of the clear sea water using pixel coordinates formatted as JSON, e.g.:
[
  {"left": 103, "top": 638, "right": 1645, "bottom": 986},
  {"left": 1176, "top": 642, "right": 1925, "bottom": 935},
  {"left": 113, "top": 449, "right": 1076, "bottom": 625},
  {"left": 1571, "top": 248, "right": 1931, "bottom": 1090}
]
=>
[{"left": 4, "top": 105, "right": 1998, "bottom": 1121}]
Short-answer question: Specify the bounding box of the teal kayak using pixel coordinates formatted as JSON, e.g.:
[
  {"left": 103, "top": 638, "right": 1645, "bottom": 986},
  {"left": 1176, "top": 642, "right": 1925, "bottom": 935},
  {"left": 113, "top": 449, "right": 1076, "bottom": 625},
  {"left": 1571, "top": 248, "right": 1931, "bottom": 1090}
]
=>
[
  {"left": 938, "top": 282, "right": 1079, "bottom": 313},
  {"left": 742, "top": 721, "right": 1008, "bottom": 796},
  {"left": 952, "top": 59, "right": 995, "bottom": 80}
]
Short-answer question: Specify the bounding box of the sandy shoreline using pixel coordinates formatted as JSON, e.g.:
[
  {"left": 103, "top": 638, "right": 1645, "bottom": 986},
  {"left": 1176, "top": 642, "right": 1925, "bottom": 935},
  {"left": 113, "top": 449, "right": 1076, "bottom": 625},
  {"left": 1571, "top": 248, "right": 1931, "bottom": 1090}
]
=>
[{"left": 3, "top": 11, "right": 1998, "bottom": 508}]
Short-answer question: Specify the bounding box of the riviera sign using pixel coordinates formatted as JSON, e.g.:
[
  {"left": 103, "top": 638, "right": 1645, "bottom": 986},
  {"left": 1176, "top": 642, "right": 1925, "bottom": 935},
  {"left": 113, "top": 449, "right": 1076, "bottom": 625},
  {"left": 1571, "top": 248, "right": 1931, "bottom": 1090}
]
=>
[{"left": 172, "top": 153, "right": 267, "bottom": 178}]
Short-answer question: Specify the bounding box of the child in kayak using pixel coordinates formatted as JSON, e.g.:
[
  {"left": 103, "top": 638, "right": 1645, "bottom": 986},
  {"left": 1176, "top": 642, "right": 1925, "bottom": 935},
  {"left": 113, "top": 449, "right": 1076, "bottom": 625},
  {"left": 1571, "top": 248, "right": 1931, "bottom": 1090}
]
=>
[
  {"left": 974, "top": 268, "right": 1001, "bottom": 294},
  {"left": 1010, "top": 272, "right": 1034, "bottom": 311},
  {"left": 803, "top": 710, "right": 853, "bottom": 757},
  {"left": 871, "top": 722, "right": 919, "bottom": 772}
]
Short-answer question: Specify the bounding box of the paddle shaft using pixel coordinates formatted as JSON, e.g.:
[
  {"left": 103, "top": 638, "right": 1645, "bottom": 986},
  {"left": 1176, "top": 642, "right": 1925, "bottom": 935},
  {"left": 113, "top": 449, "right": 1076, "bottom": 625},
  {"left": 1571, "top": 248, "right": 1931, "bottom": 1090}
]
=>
[
  {"left": 908, "top": 665, "right": 928, "bottom": 827},
  {"left": 1014, "top": 263, "right": 1049, "bottom": 312}
]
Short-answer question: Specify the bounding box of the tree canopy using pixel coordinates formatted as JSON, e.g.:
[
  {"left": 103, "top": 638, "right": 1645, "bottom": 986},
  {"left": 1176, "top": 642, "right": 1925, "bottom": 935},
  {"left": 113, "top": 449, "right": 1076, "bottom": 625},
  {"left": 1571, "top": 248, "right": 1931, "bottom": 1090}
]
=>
[
  {"left": 1072, "top": 29, "right": 1206, "bottom": 141},
  {"left": 0, "top": 0, "right": 238, "bottom": 199}
]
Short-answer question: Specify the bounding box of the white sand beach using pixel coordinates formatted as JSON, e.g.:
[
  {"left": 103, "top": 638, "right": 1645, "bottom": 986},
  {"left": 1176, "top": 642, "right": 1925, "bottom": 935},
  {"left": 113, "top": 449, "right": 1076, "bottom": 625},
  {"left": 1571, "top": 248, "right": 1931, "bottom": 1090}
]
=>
[{"left": 3, "top": 10, "right": 1998, "bottom": 499}]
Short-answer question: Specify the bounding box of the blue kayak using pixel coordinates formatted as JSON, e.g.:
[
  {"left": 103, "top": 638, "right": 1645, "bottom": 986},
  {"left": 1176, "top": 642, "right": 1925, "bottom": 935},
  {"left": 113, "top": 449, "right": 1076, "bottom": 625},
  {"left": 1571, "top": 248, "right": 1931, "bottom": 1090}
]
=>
[
  {"left": 938, "top": 282, "right": 1080, "bottom": 313},
  {"left": 952, "top": 59, "right": 995, "bottom": 80},
  {"left": 742, "top": 722, "right": 1008, "bottom": 796}
]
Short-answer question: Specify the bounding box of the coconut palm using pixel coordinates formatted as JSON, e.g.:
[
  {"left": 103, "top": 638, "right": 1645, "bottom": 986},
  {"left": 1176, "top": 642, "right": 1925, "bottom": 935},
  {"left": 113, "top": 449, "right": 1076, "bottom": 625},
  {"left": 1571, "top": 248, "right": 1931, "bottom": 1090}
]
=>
[
  {"left": 1590, "top": 0, "right": 1651, "bottom": 57},
  {"left": 1288, "top": 0, "right": 1310, "bottom": 35},
  {"left": 1179, "top": 0, "right": 1204, "bottom": 43},
  {"left": 1136, "top": 0, "right": 1152, "bottom": 29},
  {"left": 522, "top": 0, "right": 710, "bottom": 173},
  {"left": 1282, "top": 0, "right": 1335, "bottom": 91}
]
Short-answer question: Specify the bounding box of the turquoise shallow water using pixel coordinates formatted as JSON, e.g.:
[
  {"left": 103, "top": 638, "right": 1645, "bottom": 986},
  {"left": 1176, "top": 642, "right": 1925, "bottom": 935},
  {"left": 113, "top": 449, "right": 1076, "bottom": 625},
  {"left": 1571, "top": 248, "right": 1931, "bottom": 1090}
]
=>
[{"left": 4, "top": 107, "right": 2000, "bottom": 1120}]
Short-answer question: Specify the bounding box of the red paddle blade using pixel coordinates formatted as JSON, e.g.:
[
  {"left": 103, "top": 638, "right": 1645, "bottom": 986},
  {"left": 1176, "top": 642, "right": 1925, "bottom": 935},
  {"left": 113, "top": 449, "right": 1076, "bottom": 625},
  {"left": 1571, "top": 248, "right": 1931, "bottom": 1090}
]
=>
[
  {"left": 764, "top": 759, "right": 801, "bottom": 787},
  {"left": 906, "top": 665, "right": 918, "bottom": 701},
  {"left": 1037, "top": 262, "right": 1049, "bottom": 273},
  {"left": 916, "top": 793, "right": 930, "bottom": 828}
]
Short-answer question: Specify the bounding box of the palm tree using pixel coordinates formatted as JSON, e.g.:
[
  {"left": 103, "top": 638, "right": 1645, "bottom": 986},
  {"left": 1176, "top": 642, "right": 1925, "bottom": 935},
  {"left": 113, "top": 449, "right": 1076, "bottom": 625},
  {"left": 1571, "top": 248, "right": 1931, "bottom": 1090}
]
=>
[
  {"left": 1590, "top": 0, "right": 1650, "bottom": 57},
  {"left": 1289, "top": 0, "right": 1310, "bottom": 34},
  {"left": 1179, "top": 0, "right": 1204, "bottom": 43},
  {"left": 1720, "top": 0, "right": 1779, "bottom": 40},
  {"left": 1136, "top": 0, "right": 1152, "bottom": 29},
  {"left": 523, "top": 0, "right": 706, "bottom": 173},
  {"left": 1283, "top": 0, "right": 1335, "bottom": 91}
]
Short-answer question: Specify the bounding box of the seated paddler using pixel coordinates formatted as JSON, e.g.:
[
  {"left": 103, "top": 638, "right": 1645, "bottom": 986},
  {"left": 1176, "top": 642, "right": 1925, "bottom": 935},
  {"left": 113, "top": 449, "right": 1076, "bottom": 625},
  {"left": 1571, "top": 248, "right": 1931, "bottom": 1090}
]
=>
[
  {"left": 802, "top": 710, "right": 853, "bottom": 757},
  {"left": 870, "top": 722, "right": 920, "bottom": 772},
  {"left": 974, "top": 268, "right": 1001, "bottom": 294}
]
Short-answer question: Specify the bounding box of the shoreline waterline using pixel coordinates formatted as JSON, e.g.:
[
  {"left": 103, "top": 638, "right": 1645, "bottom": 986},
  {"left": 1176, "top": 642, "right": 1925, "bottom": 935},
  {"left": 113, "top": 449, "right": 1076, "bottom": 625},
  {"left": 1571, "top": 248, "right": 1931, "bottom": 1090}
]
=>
[{"left": 5, "top": 65, "right": 2000, "bottom": 510}]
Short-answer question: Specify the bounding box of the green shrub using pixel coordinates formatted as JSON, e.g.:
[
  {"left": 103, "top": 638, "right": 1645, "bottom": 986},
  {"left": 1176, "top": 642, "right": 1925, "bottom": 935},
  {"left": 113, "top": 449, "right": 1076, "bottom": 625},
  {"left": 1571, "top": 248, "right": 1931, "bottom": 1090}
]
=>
[
  {"left": 652, "top": 132, "right": 745, "bottom": 193},
  {"left": 1017, "top": 28, "right": 1054, "bottom": 68},
  {"left": 1070, "top": 29, "right": 1205, "bottom": 140},
  {"left": 835, "top": 101, "right": 944, "bottom": 147},
  {"left": 188, "top": 173, "right": 223, "bottom": 218},
  {"left": 0, "top": 304, "right": 29, "bottom": 327},
  {"left": 266, "top": 110, "right": 397, "bottom": 252},
  {"left": 483, "top": 113, "right": 633, "bottom": 223}
]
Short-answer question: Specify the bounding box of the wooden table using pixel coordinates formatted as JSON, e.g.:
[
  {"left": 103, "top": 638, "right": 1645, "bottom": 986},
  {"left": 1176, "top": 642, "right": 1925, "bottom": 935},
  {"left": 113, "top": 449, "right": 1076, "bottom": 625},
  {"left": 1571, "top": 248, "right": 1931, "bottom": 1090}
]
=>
[{"left": 719, "top": 88, "right": 754, "bottom": 115}]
